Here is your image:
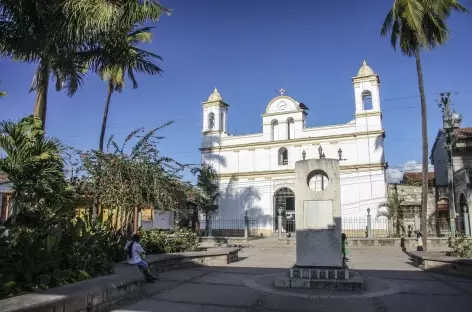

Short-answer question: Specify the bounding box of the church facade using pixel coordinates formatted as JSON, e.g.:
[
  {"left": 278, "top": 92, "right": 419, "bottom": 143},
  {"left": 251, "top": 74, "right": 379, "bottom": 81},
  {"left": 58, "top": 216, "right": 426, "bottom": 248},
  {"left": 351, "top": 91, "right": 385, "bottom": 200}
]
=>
[{"left": 200, "top": 61, "right": 387, "bottom": 235}]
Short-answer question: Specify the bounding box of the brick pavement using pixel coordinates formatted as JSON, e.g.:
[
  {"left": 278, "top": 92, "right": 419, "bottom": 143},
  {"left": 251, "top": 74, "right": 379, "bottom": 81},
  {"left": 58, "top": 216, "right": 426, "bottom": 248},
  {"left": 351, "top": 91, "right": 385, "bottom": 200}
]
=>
[{"left": 113, "top": 241, "right": 472, "bottom": 312}]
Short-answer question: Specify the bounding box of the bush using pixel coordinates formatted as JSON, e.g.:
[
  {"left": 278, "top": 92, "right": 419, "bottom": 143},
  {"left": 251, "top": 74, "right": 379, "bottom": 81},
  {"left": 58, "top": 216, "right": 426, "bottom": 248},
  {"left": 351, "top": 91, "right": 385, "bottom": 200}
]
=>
[
  {"left": 451, "top": 235, "right": 472, "bottom": 258},
  {"left": 140, "top": 228, "right": 199, "bottom": 254},
  {"left": 0, "top": 217, "right": 126, "bottom": 299}
]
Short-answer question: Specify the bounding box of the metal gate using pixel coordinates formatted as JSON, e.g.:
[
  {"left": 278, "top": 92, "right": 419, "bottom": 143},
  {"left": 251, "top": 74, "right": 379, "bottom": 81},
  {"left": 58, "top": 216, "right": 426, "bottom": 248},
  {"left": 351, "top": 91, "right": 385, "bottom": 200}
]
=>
[{"left": 274, "top": 187, "right": 295, "bottom": 233}]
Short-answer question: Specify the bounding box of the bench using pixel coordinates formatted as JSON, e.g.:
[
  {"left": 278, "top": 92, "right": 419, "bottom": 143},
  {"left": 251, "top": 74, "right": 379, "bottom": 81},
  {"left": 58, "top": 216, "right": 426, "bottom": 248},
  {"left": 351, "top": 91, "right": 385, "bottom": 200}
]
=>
[
  {"left": 407, "top": 251, "right": 472, "bottom": 278},
  {"left": 1, "top": 247, "right": 240, "bottom": 312}
]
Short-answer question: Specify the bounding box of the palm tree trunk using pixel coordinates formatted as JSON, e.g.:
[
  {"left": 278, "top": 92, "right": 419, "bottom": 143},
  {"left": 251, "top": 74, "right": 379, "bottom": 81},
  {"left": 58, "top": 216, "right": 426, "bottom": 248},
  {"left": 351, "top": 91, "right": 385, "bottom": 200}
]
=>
[
  {"left": 33, "top": 61, "right": 50, "bottom": 130},
  {"left": 94, "top": 83, "right": 114, "bottom": 217},
  {"left": 99, "top": 82, "right": 114, "bottom": 152},
  {"left": 415, "top": 49, "right": 429, "bottom": 251}
]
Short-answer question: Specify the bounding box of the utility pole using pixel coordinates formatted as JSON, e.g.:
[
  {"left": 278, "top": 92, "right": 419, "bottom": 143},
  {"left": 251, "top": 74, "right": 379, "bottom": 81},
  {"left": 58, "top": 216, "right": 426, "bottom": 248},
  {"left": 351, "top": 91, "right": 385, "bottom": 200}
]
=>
[{"left": 437, "top": 92, "right": 462, "bottom": 240}]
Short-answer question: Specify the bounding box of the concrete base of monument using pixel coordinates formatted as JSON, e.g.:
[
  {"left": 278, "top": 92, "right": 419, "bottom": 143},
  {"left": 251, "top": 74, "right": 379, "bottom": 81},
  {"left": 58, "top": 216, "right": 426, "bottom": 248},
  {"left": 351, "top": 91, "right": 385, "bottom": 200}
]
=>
[{"left": 274, "top": 265, "right": 364, "bottom": 291}]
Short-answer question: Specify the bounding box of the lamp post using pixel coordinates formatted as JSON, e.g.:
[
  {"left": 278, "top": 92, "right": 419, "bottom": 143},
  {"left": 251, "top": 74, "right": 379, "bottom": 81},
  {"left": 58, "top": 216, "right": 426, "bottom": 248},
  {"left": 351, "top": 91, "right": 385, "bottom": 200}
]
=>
[
  {"left": 318, "top": 145, "right": 325, "bottom": 159},
  {"left": 338, "top": 148, "right": 347, "bottom": 161},
  {"left": 437, "top": 92, "right": 462, "bottom": 239}
]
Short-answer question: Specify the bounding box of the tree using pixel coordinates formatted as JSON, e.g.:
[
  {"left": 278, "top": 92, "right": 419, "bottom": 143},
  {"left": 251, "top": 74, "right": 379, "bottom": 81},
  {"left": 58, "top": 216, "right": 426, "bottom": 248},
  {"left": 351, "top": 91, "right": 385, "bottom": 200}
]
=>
[
  {"left": 191, "top": 164, "right": 220, "bottom": 236},
  {"left": 0, "top": 116, "right": 72, "bottom": 225},
  {"left": 96, "top": 26, "right": 163, "bottom": 152},
  {"left": 380, "top": 0, "right": 468, "bottom": 250},
  {"left": 377, "top": 190, "right": 405, "bottom": 237},
  {"left": 0, "top": 0, "right": 170, "bottom": 129},
  {"left": 81, "top": 122, "right": 186, "bottom": 232},
  {"left": 0, "top": 81, "right": 6, "bottom": 97}
]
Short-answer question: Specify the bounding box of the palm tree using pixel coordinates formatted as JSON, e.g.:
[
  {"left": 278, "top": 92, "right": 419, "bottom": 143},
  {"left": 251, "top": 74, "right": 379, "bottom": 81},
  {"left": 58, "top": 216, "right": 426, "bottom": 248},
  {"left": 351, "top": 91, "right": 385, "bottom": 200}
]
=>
[
  {"left": 191, "top": 164, "right": 220, "bottom": 236},
  {"left": 96, "top": 26, "right": 163, "bottom": 152},
  {"left": 377, "top": 191, "right": 405, "bottom": 237},
  {"left": 0, "top": 116, "right": 65, "bottom": 223},
  {"left": 0, "top": 81, "right": 6, "bottom": 97},
  {"left": 0, "top": 1, "right": 170, "bottom": 130},
  {"left": 380, "top": 0, "right": 468, "bottom": 250}
]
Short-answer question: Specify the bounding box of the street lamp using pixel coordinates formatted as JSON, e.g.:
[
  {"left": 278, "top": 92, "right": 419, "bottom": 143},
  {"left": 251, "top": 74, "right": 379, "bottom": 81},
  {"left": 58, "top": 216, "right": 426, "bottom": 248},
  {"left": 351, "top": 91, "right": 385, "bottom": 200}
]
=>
[
  {"left": 318, "top": 145, "right": 325, "bottom": 159},
  {"left": 302, "top": 150, "right": 306, "bottom": 160}
]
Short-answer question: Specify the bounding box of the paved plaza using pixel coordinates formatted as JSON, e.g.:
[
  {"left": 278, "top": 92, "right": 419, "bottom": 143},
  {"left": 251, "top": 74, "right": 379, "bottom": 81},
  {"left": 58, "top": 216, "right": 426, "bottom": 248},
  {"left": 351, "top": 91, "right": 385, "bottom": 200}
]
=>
[{"left": 114, "top": 241, "right": 472, "bottom": 312}]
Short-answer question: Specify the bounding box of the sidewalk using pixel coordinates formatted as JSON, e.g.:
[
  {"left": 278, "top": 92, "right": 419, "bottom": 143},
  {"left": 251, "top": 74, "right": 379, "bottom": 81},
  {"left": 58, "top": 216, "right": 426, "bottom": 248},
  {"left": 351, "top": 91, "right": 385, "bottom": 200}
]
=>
[{"left": 114, "top": 244, "right": 472, "bottom": 312}]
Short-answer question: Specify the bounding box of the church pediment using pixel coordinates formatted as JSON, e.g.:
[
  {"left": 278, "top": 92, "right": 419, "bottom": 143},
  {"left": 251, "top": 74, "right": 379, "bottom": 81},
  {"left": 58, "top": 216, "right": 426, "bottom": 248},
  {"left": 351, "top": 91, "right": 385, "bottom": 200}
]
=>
[{"left": 265, "top": 96, "right": 301, "bottom": 115}]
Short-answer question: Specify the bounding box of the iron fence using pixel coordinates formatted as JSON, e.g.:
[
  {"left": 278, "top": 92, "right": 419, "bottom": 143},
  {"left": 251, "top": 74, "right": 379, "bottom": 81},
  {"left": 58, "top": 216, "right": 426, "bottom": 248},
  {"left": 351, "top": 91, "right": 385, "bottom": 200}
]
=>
[
  {"left": 197, "top": 216, "right": 469, "bottom": 238},
  {"left": 427, "top": 217, "right": 466, "bottom": 237},
  {"left": 280, "top": 220, "right": 296, "bottom": 233},
  {"left": 199, "top": 218, "right": 259, "bottom": 237},
  {"left": 277, "top": 216, "right": 469, "bottom": 238}
]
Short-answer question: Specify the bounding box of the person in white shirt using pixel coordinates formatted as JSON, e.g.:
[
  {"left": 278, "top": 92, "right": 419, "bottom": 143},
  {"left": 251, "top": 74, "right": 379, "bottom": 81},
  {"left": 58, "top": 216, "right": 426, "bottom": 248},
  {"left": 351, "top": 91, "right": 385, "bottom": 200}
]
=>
[{"left": 124, "top": 233, "right": 158, "bottom": 282}]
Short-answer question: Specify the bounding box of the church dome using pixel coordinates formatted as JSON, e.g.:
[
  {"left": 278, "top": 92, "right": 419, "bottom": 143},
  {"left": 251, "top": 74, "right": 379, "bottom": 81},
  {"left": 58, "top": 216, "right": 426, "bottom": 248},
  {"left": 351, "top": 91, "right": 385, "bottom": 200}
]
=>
[
  {"left": 207, "top": 88, "right": 223, "bottom": 102},
  {"left": 356, "top": 60, "right": 376, "bottom": 77}
]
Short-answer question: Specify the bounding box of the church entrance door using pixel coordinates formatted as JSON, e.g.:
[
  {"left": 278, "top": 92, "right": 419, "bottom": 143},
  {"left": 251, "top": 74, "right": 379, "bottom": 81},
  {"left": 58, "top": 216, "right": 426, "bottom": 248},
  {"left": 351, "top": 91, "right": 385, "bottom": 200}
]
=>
[{"left": 274, "top": 187, "right": 295, "bottom": 233}]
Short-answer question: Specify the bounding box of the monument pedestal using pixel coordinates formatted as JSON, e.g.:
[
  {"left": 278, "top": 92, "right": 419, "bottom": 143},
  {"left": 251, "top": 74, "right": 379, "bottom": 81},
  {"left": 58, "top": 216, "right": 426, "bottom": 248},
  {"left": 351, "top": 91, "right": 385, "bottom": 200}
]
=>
[
  {"left": 274, "top": 159, "right": 364, "bottom": 291},
  {"left": 274, "top": 265, "right": 364, "bottom": 291}
]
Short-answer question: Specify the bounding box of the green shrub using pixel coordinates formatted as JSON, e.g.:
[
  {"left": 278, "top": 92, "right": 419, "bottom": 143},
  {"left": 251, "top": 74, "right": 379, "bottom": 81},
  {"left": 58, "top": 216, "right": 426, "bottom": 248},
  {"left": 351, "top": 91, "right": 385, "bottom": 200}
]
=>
[
  {"left": 140, "top": 228, "right": 199, "bottom": 254},
  {"left": 0, "top": 217, "right": 125, "bottom": 299},
  {"left": 451, "top": 234, "right": 472, "bottom": 258}
]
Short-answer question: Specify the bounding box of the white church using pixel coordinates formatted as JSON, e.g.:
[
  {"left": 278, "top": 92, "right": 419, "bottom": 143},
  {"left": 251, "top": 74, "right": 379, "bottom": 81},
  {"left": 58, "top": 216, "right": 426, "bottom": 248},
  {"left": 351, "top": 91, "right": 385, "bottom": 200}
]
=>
[{"left": 200, "top": 61, "right": 387, "bottom": 236}]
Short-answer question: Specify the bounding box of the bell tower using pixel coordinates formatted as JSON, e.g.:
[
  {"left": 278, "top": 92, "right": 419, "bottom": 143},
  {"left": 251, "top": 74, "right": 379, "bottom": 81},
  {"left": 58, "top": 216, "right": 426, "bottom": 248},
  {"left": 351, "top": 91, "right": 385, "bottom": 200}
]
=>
[
  {"left": 352, "top": 60, "right": 381, "bottom": 113},
  {"left": 202, "top": 88, "right": 229, "bottom": 135}
]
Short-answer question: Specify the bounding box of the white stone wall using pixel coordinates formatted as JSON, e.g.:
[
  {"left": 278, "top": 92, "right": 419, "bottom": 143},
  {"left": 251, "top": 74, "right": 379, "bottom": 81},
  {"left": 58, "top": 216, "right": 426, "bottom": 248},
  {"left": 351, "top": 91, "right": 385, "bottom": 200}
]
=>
[
  {"left": 203, "top": 133, "right": 384, "bottom": 175},
  {"left": 213, "top": 170, "right": 387, "bottom": 232}
]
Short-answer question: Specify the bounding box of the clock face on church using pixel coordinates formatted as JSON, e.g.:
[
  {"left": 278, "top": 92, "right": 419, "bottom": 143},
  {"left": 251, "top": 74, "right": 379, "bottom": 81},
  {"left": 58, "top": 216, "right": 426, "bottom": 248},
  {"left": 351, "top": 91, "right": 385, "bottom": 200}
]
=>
[{"left": 277, "top": 101, "right": 287, "bottom": 110}]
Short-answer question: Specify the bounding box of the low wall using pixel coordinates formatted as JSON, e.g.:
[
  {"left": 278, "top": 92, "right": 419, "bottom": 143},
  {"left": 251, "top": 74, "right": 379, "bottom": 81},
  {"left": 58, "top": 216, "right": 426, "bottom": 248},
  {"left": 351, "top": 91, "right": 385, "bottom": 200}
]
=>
[
  {"left": 1, "top": 248, "right": 240, "bottom": 312},
  {"left": 408, "top": 251, "right": 472, "bottom": 278},
  {"left": 200, "top": 236, "right": 249, "bottom": 246},
  {"left": 278, "top": 237, "right": 451, "bottom": 248}
]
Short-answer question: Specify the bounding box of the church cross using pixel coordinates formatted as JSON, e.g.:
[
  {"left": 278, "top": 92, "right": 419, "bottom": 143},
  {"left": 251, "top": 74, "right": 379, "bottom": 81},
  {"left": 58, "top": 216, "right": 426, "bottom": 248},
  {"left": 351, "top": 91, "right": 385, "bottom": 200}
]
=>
[{"left": 276, "top": 87, "right": 287, "bottom": 96}]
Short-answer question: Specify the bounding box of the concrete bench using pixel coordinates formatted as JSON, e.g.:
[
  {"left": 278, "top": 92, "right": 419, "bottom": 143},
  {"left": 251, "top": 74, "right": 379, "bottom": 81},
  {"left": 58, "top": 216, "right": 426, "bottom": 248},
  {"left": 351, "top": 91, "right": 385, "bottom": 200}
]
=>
[
  {"left": 0, "top": 247, "right": 240, "bottom": 312},
  {"left": 407, "top": 251, "right": 472, "bottom": 278}
]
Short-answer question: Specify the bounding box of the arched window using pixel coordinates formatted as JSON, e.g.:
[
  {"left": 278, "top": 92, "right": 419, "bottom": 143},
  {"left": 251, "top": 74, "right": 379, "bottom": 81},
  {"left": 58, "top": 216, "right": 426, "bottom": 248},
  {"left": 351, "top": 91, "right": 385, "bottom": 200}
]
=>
[
  {"left": 362, "top": 90, "right": 373, "bottom": 110},
  {"left": 278, "top": 147, "right": 288, "bottom": 165},
  {"left": 271, "top": 120, "right": 279, "bottom": 141},
  {"left": 308, "top": 171, "right": 329, "bottom": 191},
  {"left": 208, "top": 112, "right": 215, "bottom": 129},
  {"left": 287, "top": 117, "right": 294, "bottom": 140}
]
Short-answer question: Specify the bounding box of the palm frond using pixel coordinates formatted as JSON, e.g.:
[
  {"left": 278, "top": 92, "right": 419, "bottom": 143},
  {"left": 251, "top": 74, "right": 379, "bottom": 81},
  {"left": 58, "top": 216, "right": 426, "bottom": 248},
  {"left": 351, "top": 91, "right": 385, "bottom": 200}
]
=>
[{"left": 380, "top": 0, "right": 467, "bottom": 56}]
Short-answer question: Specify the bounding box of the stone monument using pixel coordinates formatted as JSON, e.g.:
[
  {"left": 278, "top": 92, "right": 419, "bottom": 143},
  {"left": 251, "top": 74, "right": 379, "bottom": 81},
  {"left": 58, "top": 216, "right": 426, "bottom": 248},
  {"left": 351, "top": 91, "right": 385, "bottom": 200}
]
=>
[{"left": 275, "top": 158, "right": 363, "bottom": 290}]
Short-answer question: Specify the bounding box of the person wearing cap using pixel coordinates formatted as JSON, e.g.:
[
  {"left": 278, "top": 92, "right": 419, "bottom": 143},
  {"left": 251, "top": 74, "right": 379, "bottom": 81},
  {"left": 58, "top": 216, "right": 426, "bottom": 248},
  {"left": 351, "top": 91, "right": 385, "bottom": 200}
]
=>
[{"left": 124, "top": 233, "right": 158, "bottom": 282}]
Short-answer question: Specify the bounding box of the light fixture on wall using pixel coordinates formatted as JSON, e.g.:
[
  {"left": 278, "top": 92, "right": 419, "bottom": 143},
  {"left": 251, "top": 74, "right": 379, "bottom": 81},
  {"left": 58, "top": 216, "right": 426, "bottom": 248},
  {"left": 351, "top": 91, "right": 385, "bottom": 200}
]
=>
[
  {"left": 318, "top": 145, "right": 325, "bottom": 159},
  {"left": 338, "top": 148, "right": 346, "bottom": 161},
  {"left": 302, "top": 150, "right": 306, "bottom": 160}
]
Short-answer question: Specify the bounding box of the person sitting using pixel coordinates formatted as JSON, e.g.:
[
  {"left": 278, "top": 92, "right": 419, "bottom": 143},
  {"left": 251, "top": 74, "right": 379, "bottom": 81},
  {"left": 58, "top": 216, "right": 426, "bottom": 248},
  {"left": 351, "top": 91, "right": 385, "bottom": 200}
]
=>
[
  {"left": 124, "top": 233, "right": 158, "bottom": 282},
  {"left": 341, "top": 233, "right": 348, "bottom": 265}
]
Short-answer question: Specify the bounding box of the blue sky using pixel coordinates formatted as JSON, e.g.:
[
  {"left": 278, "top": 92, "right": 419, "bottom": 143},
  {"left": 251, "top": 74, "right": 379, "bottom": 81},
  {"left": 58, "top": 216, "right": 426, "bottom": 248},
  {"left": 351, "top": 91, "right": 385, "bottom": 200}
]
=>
[{"left": 1, "top": 0, "right": 471, "bottom": 182}]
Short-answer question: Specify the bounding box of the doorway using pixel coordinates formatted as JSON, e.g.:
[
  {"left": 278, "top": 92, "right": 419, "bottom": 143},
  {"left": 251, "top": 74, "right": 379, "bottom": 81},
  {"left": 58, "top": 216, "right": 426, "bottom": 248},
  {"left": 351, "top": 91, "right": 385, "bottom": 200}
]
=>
[{"left": 274, "top": 187, "right": 295, "bottom": 233}]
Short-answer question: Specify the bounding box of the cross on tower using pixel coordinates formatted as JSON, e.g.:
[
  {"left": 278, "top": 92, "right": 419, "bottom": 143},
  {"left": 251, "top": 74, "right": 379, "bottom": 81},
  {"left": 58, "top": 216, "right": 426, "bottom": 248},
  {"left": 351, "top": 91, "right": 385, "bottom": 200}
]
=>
[{"left": 276, "top": 87, "right": 287, "bottom": 96}]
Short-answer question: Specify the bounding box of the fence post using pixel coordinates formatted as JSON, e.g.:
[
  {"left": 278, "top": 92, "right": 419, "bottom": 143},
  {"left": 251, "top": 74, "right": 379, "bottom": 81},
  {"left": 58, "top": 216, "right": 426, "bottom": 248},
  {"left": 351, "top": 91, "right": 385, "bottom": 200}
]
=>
[
  {"left": 367, "top": 208, "right": 372, "bottom": 238},
  {"left": 207, "top": 212, "right": 212, "bottom": 237},
  {"left": 244, "top": 210, "right": 249, "bottom": 238},
  {"left": 464, "top": 208, "right": 471, "bottom": 237},
  {"left": 277, "top": 207, "right": 283, "bottom": 238}
]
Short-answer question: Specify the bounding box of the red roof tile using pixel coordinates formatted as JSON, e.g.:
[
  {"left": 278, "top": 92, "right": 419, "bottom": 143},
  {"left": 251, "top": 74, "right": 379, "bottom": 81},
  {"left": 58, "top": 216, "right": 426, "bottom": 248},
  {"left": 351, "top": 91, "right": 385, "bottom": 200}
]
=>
[
  {"left": 403, "top": 172, "right": 435, "bottom": 182},
  {"left": 0, "top": 173, "right": 8, "bottom": 184},
  {"left": 453, "top": 127, "right": 472, "bottom": 138}
]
